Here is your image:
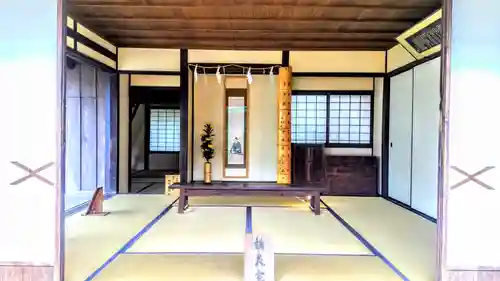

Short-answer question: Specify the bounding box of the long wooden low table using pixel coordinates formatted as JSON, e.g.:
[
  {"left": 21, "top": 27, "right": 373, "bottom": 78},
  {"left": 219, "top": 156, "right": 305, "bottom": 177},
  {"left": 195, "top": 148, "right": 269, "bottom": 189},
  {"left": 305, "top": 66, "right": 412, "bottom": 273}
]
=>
[{"left": 169, "top": 182, "right": 324, "bottom": 215}]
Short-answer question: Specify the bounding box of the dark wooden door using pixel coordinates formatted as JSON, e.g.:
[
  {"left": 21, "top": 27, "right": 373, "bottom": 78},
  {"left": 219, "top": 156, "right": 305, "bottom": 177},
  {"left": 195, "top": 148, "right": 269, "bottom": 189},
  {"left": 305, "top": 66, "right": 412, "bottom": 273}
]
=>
[{"left": 292, "top": 144, "right": 326, "bottom": 186}]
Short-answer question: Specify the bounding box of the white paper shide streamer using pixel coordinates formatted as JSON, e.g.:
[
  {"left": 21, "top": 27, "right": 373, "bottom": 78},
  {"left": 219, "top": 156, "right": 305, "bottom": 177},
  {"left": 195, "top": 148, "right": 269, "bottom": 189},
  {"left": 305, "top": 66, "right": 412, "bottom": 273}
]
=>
[
  {"left": 191, "top": 64, "right": 279, "bottom": 85},
  {"left": 247, "top": 67, "right": 253, "bottom": 85},
  {"left": 216, "top": 66, "right": 222, "bottom": 84}
]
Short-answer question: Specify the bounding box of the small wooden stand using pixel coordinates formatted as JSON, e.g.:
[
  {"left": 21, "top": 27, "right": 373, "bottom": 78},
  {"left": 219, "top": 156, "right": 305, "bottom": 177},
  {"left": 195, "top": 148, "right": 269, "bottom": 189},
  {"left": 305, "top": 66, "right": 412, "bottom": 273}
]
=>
[
  {"left": 83, "top": 187, "right": 109, "bottom": 216},
  {"left": 165, "top": 174, "right": 180, "bottom": 195}
]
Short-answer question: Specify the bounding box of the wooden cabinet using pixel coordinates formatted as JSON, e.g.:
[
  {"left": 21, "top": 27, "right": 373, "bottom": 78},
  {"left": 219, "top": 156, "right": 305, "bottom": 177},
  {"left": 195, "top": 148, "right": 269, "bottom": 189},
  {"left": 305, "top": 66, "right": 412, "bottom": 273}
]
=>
[
  {"left": 325, "top": 156, "right": 378, "bottom": 196},
  {"left": 292, "top": 144, "right": 326, "bottom": 185},
  {"left": 292, "top": 145, "right": 378, "bottom": 196}
]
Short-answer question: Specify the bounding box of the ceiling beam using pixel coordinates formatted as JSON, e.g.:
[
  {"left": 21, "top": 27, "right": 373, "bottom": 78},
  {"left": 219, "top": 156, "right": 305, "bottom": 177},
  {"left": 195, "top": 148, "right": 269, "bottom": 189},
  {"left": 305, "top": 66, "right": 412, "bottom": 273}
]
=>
[
  {"left": 97, "top": 28, "right": 400, "bottom": 35},
  {"left": 69, "top": 3, "right": 438, "bottom": 11},
  {"left": 77, "top": 16, "right": 415, "bottom": 25},
  {"left": 114, "top": 38, "right": 394, "bottom": 49},
  {"left": 99, "top": 29, "right": 400, "bottom": 40},
  {"left": 69, "top": 5, "right": 433, "bottom": 21},
  {"left": 80, "top": 17, "right": 414, "bottom": 32},
  {"left": 107, "top": 36, "right": 396, "bottom": 43},
  {"left": 67, "top": 0, "right": 440, "bottom": 9}
]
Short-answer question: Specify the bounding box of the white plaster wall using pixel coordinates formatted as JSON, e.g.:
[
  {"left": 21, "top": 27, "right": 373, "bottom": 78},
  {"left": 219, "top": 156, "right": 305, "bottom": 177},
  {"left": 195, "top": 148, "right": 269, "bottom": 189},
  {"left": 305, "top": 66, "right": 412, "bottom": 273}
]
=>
[
  {"left": 290, "top": 51, "right": 385, "bottom": 73},
  {"left": 246, "top": 75, "right": 278, "bottom": 181},
  {"left": 193, "top": 75, "right": 224, "bottom": 181},
  {"left": 193, "top": 75, "right": 278, "bottom": 181},
  {"left": 189, "top": 50, "right": 282, "bottom": 64},
  {"left": 130, "top": 74, "right": 180, "bottom": 87},
  {"left": 387, "top": 44, "right": 416, "bottom": 73},
  {"left": 324, "top": 148, "right": 372, "bottom": 156},
  {"left": 77, "top": 22, "right": 117, "bottom": 54},
  {"left": 118, "top": 48, "right": 180, "bottom": 71},
  {"left": 292, "top": 77, "right": 374, "bottom": 91}
]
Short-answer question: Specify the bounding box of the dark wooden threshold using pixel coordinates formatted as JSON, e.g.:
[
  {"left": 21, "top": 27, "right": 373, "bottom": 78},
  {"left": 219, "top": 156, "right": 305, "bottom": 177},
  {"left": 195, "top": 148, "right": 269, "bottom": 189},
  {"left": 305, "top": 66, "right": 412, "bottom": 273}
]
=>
[{"left": 383, "top": 195, "right": 437, "bottom": 223}]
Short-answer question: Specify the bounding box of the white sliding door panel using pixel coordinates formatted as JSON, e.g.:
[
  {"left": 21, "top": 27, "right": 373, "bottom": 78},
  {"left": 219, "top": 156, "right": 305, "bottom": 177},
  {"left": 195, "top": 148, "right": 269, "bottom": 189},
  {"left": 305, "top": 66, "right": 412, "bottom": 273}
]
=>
[
  {"left": 389, "top": 70, "right": 414, "bottom": 205},
  {"left": 411, "top": 58, "right": 441, "bottom": 218}
]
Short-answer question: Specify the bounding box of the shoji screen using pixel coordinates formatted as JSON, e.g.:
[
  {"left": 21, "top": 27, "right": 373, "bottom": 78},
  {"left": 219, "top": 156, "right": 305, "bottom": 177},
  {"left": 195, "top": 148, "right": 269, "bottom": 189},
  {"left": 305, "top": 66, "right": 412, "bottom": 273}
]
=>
[
  {"left": 411, "top": 58, "right": 440, "bottom": 218},
  {"left": 387, "top": 57, "right": 441, "bottom": 219},
  {"left": 388, "top": 70, "right": 414, "bottom": 205}
]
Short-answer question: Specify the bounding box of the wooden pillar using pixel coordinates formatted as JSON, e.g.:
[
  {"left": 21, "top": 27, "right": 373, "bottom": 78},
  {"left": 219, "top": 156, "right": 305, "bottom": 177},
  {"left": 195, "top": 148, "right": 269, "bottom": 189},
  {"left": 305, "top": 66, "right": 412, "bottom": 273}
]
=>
[
  {"left": 0, "top": 0, "right": 63, "bottom": 280},
  {"left": 277, "top": 67, "right": 292, "bottom": 184},
  {"left": 440, "top": 0, "right": 500, "bottom": 279},
  {"left": 179, "top": 49, "right": 189, "bottom": 184}
]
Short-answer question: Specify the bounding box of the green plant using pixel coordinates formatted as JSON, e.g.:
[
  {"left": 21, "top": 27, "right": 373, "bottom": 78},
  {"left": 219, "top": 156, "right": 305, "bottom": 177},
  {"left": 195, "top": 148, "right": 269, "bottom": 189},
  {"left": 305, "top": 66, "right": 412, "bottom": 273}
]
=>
[{"left": 200, "top": 123, "right": 215, "bottom": 162}]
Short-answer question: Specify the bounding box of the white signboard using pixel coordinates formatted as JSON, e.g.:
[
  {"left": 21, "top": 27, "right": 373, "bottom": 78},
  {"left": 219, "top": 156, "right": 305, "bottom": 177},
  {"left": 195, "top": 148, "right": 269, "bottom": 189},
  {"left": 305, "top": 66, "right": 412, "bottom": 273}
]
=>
[{"left": 245, "top": 234, "right": 275, "bottom": 281}]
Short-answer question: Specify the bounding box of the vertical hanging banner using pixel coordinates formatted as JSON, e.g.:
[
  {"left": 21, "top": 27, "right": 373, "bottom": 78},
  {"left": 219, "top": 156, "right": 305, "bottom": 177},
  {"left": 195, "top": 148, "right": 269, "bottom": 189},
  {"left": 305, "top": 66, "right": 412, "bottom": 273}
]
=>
[
  {"left": 277, "top": 67, "right": 292, "bottom": 184},
  {"left": 245, "top": 234, "right": 275, "bottom": 281}
]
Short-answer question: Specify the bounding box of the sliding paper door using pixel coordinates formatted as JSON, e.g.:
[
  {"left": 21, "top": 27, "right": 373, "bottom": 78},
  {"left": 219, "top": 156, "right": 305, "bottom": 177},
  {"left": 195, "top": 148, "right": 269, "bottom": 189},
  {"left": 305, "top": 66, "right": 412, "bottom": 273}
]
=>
[
  {"left": 387, "top": 57, "right": 441, "bottom": 219},
  {"left": 411, "top": 58, "right": 440, "bottom": 218},
  {"left": 388, "top": 70, "right": 413, "bottom": 205}
]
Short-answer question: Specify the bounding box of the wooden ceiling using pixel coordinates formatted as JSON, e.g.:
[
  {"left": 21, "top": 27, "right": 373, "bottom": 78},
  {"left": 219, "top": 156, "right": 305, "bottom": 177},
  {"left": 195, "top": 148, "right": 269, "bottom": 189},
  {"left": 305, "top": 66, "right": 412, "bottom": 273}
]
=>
[{"left": 67, "top": 0, "right": 442, "bottom": 50}]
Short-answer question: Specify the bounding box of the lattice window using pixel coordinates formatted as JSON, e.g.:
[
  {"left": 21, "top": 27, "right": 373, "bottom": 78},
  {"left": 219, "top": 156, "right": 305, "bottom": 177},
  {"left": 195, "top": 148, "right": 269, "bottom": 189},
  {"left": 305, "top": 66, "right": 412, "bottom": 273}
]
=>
[
  {"left": 329, "top": 94, "right": 371, "bottom": 145},
  {"left": 149, "top": 108, "right": 180, "bottom": 152},
  {"left": 291, "top": 95, "right": 327, "bottom": 144}
]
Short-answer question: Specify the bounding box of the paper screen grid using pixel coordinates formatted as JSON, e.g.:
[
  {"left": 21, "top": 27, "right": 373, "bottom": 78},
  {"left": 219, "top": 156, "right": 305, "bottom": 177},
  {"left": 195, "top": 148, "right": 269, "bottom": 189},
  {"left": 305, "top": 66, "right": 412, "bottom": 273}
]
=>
[
  {"left": 329, "top": 94, "right": 371, "bottom": 144},
  {"left": 149, "top": 108, "right": 180, "bottom": 152},
  {"left": 291, "top": 95, "right": 327, "bottom": 144},
  {"left": 291, "top": 93, "right": 371, "bottom": 145}
]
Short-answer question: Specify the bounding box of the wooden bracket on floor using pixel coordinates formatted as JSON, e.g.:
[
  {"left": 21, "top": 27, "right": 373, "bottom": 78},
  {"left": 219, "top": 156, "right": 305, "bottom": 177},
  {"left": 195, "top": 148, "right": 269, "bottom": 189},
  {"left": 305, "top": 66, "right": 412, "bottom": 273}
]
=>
[{"left": 84, "top": 187, "right": 109, "bottom": 216}]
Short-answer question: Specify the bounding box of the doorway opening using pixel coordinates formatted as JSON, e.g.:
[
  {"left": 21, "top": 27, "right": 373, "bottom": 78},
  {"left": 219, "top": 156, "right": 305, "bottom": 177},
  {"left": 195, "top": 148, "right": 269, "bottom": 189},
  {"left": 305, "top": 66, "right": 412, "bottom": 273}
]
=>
[{"left": 129, "top": 86, "right": 180, "bottom": 194}]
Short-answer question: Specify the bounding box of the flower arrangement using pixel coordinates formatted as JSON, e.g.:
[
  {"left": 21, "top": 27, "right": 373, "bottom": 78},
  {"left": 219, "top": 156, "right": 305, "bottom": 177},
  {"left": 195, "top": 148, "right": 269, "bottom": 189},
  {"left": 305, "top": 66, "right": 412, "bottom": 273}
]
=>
[{"left": 200, "top": 123, "right": 215, "bottom": 162}]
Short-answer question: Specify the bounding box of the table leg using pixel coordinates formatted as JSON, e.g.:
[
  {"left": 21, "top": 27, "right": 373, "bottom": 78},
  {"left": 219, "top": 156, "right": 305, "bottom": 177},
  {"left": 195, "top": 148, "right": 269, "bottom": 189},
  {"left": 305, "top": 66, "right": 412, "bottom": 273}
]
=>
[
  {"left": 309, "top": 195, "right": 315, "bottom": 213},
  {"left": 178, "top": 190, "right": 186, "bottom": 214},
  {"left": 312, "top": 194, "right": 321, "bottom": 215}
]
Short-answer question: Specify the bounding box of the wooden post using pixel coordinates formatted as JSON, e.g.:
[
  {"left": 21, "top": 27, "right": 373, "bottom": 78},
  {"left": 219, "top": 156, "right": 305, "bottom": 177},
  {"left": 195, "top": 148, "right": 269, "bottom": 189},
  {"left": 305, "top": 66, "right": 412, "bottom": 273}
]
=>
[
  {"left": 0, "top": 0, "right": 63, "bottom": 278},
  {"left": 84, "top": 187, "right": 109, "bottom": 216},
  {"left": 440, "top": 0, "right": 500, "bottom": 279},
  {"left": 277, "top": 67, "right": 292, "bottom": 184}
]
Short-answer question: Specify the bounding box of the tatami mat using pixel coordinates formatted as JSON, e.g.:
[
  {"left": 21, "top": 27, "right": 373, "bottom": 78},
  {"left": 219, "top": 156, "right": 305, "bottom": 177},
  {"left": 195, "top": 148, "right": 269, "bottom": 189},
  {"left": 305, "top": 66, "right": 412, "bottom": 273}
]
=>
[
  {"left": 322, "top": 196, "right": 437, "bottom": 281},
  {"left": 64, "top": 194, "right": 178, "bottom": 281},
  {"left": 126, "top": 206, "right": 246, "bottom": 253},
  {"left": 252, "top": 207, "right": 372, "bottom": 256},
  {"left": 66, "top": 195, "right": 433, "bottom": 281},
  {"left": 181, "top": 196, "right": 311, "bottom": 207},
  {"left": 277, "top": 255, "right": 402, "bottom": 281},
  {"left": 93, "top": 254, "right": 401, "bottom": 281}
]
